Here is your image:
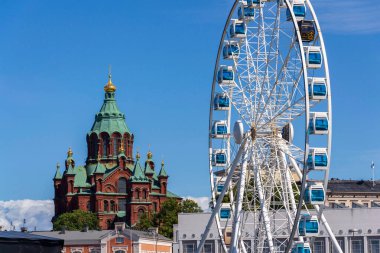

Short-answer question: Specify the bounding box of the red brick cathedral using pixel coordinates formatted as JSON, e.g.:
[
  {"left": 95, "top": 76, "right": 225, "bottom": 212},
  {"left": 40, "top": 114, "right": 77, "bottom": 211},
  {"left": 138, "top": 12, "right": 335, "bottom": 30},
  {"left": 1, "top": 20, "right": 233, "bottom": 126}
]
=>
[{"left": 53, "top": 74, "right": 180, "bottom": 229}]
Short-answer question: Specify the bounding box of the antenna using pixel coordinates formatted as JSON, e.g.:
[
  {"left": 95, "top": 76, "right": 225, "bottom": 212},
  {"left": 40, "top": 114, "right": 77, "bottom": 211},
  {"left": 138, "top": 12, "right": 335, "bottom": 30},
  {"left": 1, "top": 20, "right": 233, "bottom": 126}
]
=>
[{"left": 371, "top": 161, "right": 376, "bottom": 188}]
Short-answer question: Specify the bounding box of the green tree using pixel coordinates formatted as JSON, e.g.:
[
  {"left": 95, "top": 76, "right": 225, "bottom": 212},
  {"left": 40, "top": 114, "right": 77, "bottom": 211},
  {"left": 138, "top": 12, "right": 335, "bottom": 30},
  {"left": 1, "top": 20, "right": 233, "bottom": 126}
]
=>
[
  {"left": 53, "top": 209, "right": 99, "bottom": 231},
  {"left": 180, "top": 199, "right": 203, "bottom": 213},
  {"left": 135, "top": 213, "right": 153, "bottom": 230}
]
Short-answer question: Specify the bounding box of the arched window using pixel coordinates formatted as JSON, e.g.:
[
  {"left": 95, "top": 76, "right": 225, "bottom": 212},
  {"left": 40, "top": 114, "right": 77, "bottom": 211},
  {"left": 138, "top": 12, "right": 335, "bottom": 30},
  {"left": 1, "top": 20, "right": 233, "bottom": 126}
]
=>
[
  {"left": 110, "top": 200, "right": 115, "bottom": 212},
  {"left": 118, "top": 178, "right": 127, "bottom": 193},
  {"left": 102, "top": 134, "right": 110, "bottom": 157},
  {"left": 113, "top": 137, "right": 121, "bottom": 156},
  {"left": 138, "top": 209, "right": 145, "bottom": 221},
  {"left": 135, "top": 189, "right": 140, "bottom": 199},
  {"left": 118, "top": 199, "right": 126, "bottom": 212},
  {"left": 115, "top": 250, "right": 126, "bottom": 253},
  {"left": 143, "top": 189, "right": 147, "bottom": 199},
  {"left": 104, "top": 200, "right": 109, "bottom": 212}
]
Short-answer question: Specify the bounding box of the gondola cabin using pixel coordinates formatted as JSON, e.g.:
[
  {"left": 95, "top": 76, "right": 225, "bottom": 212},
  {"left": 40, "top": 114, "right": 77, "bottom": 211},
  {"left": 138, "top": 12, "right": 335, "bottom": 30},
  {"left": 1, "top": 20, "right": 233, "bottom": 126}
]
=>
[
  {"left": 291, "top": 242, "right": 312, "bottom": 253},
  {"left": 212, "top": 149, "right": 227, "bottom": 167},
  {"left": 230, "top": 19, "right": 247, "bottom": 38},
  {"left": 287, "top": 0, "right": 306, "bottom": 21},
  {"left": 282, "top": 123, "right": 294, "bottom": 143},
  {"left": 214, "top": 93, "right": 230, "bottom": 110},
  {"left": 218, "top": 66, "right": 235, "bottom": 85},
  {"left": 211, "top": 120, "right": 229, "bottom": 138},
  {"left": 309, "top": 112, "right": 329, "bottom": 135},
  {"left": 238, "top": 6, "right": 255, "bottom": 20},
  {"left": 308, "top": 78, "right": 327, "bottom": 100},
  {"left": 298, "top": 214, "right": 319, "bottom": 236},
  {"left": 223, "top": 41, "right": 240, "bottom": 59},
  {"left": 224, "top": 227, "right": 232, "bottom": 245},
  {"left": 215, "top": 177, "right": 226, "bottom": 194},
  {"left": 246, "top": 0, "right": 266, "bottom": 8},
  {"left": 304, "top": 182, "right": 325, "bottom": 205},
  {"left": 307, "top": 148, "right": 328, "bottom": 170},
  {"left": 297, "top": 20, "right": 315, "bottom": 42},
  {"left": 220, "top": 203, "right": 231, "bottom": 219},
  {"left": 305, "top": 46, "right": 322, "bottom": 68}
]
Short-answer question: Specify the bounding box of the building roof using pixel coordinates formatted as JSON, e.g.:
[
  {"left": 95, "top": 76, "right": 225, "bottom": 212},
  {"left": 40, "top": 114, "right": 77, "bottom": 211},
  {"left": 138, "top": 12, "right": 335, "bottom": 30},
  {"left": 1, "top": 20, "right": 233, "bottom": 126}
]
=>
[
  {"left": 0, "top": 231, "right": 63, "bottom": 246},
  {"left": 32, "top": 228, "right": 171, "bottom": 245},
  {"left": 327, "top": 179, "right": 380, "bottom": 193},
  {"left": 130, "top": 158, "right": 149, "bottom": 183},
  {"left": 89, "top": 78, "right": 130, "bottom": 135},
  {"left": 158, "top": 162, "right": 168, "bottom": 178}
]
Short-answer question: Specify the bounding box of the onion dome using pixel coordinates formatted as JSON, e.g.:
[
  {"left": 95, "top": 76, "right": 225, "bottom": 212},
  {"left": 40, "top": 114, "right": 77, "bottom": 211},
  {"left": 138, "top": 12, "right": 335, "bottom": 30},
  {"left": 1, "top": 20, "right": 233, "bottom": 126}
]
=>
[{"left": 104, "top": 74, "right": 117, "bottom": 93}]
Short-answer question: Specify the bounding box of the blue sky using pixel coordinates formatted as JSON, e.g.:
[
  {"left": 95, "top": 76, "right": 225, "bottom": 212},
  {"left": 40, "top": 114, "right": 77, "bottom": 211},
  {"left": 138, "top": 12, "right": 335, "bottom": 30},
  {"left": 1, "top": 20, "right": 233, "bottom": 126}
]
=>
[{"left": 0, "top": 0, "right": 379, "bottom": 201}]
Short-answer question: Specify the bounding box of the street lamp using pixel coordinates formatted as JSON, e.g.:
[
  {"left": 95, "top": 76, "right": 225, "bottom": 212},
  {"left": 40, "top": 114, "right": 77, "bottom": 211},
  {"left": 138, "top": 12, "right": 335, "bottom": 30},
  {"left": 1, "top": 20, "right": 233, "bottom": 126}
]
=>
[{"left": 348, "top": 229, "right": 359, "bottom": 253}]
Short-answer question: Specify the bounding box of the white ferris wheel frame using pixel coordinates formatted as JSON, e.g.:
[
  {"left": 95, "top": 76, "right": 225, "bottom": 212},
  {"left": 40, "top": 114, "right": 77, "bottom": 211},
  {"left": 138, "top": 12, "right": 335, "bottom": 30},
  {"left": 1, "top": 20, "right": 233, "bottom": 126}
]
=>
[{"left": 198, "top": 0, "right": 342, "bottom": 253}]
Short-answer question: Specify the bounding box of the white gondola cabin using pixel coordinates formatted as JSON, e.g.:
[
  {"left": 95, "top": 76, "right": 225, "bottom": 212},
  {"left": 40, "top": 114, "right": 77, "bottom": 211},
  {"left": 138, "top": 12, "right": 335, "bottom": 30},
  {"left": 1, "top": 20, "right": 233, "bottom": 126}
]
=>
[
  {"left": 215, "top": 177, "right": 226, "bottom": 194},
  {"left": 298, "top": 214, "right": 319, "bottom": 236},
  {"left": 238, "top": 6, "right": 255, "bottom": 20},
  {"left": 223, "top": 41, "right": 240, "bottom": 59},
  {"left": 211, "top": 120, "right": 229, "bottom": 138},
  {"left": 230, "top": 19, "right": 247, "bottom": 38},
  {"left": 307, "top": 148, "right": 328, "bottom": 170},
  {"left": 291, "top": 242, "right": 312, "bottom": 253},
  {"left": 308, "top": 78, "right": 327, "bottom": 100},
  {"left": 305, "top": 46, "right": 322, "bottom": 68},
  {"left": 214, "top": 93, "right": 230, "bottom": 110},
  {"left": 287, "top": 0, "right": 306, "bottom": 21},
  {"left": 220, "top": 203, "right": 231, "bottom": 219},
  {"left": 212, "top": 149, "right": 227, "bottom": 167},
  {"left": 309, "top": 112, "right": 329, "bottom": 135},
  {"left": 217, "top": 66, "right": 235, "bottom": 85},
  {"left": 304, "top": 182, "right": 325, "bottom": 205}
]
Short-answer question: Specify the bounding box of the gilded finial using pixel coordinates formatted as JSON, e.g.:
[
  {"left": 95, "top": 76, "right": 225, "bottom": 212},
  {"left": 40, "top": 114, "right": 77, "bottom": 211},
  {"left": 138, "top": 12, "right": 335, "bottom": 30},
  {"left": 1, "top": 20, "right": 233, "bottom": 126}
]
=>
[
  {"left": 136, "top": 152, "right": 141, "bottom": 160},
  {"left": 119, "top": 144, "right": 125, "bottom": 154},
  {"left": 67, "top": 147, "right": 73, "bottom": 157},
  {"left": 104, "top": 66, "right": 117, "bottom": 92},
  {"left": 147, "top": 151, "right": 153, "bottom": 159}
]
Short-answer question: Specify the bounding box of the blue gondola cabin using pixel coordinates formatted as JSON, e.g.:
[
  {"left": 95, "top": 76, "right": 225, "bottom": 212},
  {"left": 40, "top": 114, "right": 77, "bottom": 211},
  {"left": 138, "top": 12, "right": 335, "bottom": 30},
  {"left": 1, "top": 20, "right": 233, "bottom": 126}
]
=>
[
  {"left": 218, "top": 66, "right": 235, "bottom": 85},
  {"left": 287, "top": 0, "right": 306, "bottom": 21},
  {"left": 220, "top": 204, "right": 231, "bottom": 219},
  {"left": 223, "top": 41, "right": 240, "bottom": 59},
  {"left": 308, "top": 78, "right": 327, "bottom": 100},
  {"left": 211, "top": 120, "right": 229, "bottom": 138},
  {"left": 298, "top": 214, "right": 319, "bottom": 236},
  {"left": 291, "top": 242, "right": 311, "bottom": 253},
  {"left": 307, "top": 148, "right": 328, "bottom": 170},
  {"left": 214, "top": 93, "right": 230, "bottom": 110},
  {"left": 230, "top": 19, "right": 247, "bottom": 38},
  {"left": 309, "top": 112, "right": 329, "bottom": 135},
  {"left": 304, "top": 182, "right": 325, "bottom": 205},
  {"left": 305, "top": 46, "right": 322, "bottom": 68},
  {"left": 212, "top": 150, "right": 227, "bottom": 167},
  {"left": 238, "top": 6, "right": 255, "bottom": 20}
]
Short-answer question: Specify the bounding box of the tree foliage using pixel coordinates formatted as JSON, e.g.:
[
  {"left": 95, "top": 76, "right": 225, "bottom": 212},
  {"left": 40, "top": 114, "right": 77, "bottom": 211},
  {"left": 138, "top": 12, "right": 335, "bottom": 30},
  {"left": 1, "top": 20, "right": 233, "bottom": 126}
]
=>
[
  {"left": 135, "top": 198, "right": 203, "bottom": 238},
  {"left": 53, "top": 209, "right": 99, "bottom": 231}
]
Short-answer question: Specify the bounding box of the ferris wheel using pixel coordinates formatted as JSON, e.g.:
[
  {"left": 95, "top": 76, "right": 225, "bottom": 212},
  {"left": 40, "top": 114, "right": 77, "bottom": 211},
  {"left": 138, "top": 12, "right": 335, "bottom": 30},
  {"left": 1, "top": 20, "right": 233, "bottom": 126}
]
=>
[{"left": 198, "top": 0, "right": 343, "bottom": 252}]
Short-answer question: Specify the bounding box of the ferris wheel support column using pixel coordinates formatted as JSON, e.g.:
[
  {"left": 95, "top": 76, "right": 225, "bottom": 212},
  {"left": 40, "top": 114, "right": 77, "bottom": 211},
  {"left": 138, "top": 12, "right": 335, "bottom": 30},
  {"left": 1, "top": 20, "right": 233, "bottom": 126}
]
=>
[
  {"left": 197, "top": 138, "right": 248, "bottom": 253},
  {"left": 289, "top": 157, "right": 343, "bottom": 253},
  {"left": 231, "top": 144, "right": 250, "bottom": 253},
  {"left": 254, "top": 161, "right": 275, "bottom": 253}
]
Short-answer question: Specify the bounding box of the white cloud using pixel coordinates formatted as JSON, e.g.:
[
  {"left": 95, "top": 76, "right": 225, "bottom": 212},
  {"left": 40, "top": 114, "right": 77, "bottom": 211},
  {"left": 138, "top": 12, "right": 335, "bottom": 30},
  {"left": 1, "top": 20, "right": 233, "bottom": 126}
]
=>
[
  {"left": 184, "top": 196, "right": 211, "bottom": 212},
  {"left": 313, "top": 0, "right": 380, "bottom": 34},
  {"left": 0, "top": 200, "right": 54, "bottom": 231}
]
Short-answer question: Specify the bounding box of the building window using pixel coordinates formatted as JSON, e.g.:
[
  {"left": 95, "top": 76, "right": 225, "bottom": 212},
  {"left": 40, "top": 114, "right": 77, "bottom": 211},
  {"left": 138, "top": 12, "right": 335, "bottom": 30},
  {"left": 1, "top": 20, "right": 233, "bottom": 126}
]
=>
[
  {"left": 138, "top": 209, "right": 145, "bottom": 221},
  {"left": 331, "top": 237, "right": 345, "bottom": 253},
  {"left": 313, "top": 239, "right": 325, "bottom": 253},
  {"left": 183, "top": 241, "right": 197, "bottom": 253},
  {"left": 114, "top": 250, "right": 126, "bottom": 253},
  {"left": 111, "top": 201, "right": 116, "bottom": 212},
  {"left": 135, "top": 189, "right": 140, "bottom": 199},
  {"left": 116, "top": 237, "right": 124, "bottom": 244},
  {"left": 202, "top": 241, "right": 214, "bottom": 253},
  {"left": 86, "top": 201, "right": 91, "bottom": 211},
  {"left": 104, "top": 200, "right": 109, "bottom": 212},
  {"left": 119, "top": 199, "right": 126, "bottom": 212},
  {"left": 102, "top": 135, "right": 110, "bottom": 157},
  {"left": 143, "top": 189, "right": 147, "bottom": 199},
  {"left": 352, "top": 238, "right": 364, "bottom": 253},
  {"left": 118, "top": 178, "right": 127, "bottom": 193},
  {"left": 369, "top": 238, "right": 380, "bottom": 253}
]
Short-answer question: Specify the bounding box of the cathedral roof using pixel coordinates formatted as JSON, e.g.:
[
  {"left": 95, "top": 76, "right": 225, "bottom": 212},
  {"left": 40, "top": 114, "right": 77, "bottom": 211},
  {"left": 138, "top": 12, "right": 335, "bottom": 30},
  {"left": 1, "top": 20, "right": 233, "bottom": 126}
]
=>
[
  {"left": 158, "top": 161, "right": 168, "bottom": 178},
  {"left": 54, "top": 163, "right": 62, "bottom": 180},
  {"left": 89, "top": 75, "right": 130, "bottom": 135}
]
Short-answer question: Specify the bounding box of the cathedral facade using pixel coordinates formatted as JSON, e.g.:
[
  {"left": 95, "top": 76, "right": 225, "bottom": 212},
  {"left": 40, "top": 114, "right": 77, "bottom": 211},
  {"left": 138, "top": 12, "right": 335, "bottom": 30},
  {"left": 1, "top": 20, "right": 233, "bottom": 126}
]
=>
[{"left": 53, "top": 75, "right": 180, "bottom": 229}]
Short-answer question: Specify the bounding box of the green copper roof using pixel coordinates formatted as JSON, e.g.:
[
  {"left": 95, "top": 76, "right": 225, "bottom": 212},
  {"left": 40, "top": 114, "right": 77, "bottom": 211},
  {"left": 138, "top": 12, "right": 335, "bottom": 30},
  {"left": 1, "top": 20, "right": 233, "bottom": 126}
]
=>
[
  {"left": 74, "top": 166, "right": 88, "bottom": 187},
  {"left": 130, "top": 159, "right": 149, "bottom": 182},
  {"left": 66, "top": 164, "right": 75, "bottom": 175},
  {"left": 54, "top": 164, "right": 62, "bottom": 180},
  {"left": 89, "top": 91, "right": 130, "bottom": 135},
  {"left": 158, "top": 163, "right": 168, "bottom": 177},
  {"left": 144, "top": 162, "right": 155, "bottom": 175},
  {"left": 94, "top": 162, "right": 106, "bottom": 174},
  {"left": 167, "top": 190, "right": 181, "bottom": 198}
]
